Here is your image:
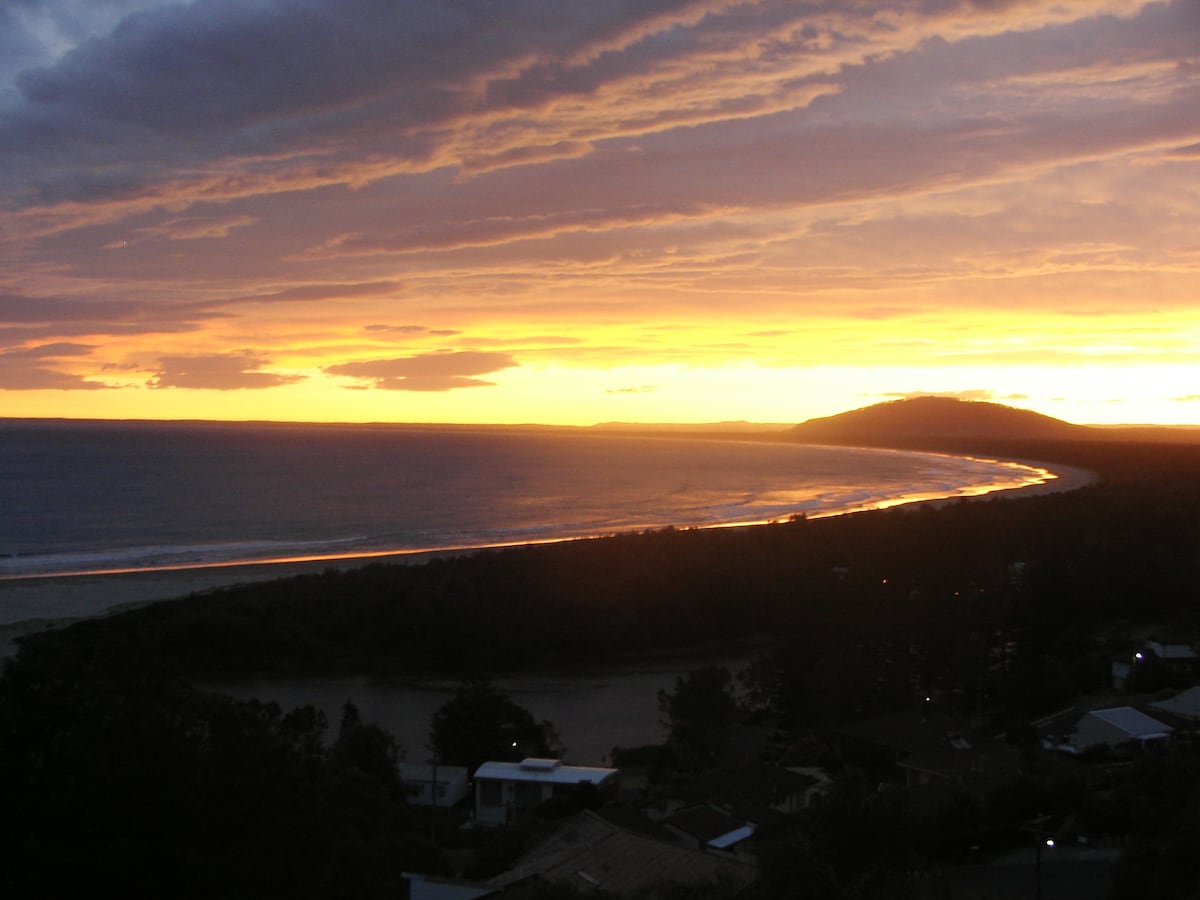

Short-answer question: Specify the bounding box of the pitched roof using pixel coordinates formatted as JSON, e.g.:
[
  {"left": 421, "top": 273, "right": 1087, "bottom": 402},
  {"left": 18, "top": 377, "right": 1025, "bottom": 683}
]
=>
[
  {"left": 1147, "top": 640, "right": 1198, "bottom": 660},
  {"left": 401, "top": 873, "right": 494, "bottom": 900},
  {"left": 837, "top": 708, "right": 1008, "bottom": 758},
  {"left": 1086, "top": 706, "right": 1173, "bottom": 739},
  {"left": 1150, "top": 686, "right": 1200, "bottom": 719},
  {"left": 474, "top": 758, "right": 617, "bottom": 786},
  {"left": 658, "top": 762, "right": 818, "bottom": 812},
  {"left": 665, "top": 804, "right": 755, "bottom": 847},
  {"left": 490, "top": 810, "right": 757, "bottom": 896}
]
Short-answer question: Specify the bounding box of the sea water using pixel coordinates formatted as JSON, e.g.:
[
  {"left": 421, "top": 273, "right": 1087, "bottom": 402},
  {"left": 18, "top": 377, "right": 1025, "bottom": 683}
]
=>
[
  {"left": 0, "top": 419, "right": 1048, "bottom": 577},
  {"left": 0, "top": 419, "right": 1049, "bottom": 624}
]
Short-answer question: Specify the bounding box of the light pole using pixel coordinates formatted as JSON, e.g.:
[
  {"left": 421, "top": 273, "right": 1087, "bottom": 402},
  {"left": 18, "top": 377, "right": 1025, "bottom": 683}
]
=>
[
  {"left": 1034, "top": 836, "right": 1054, "bottom": 900},
  {"left": 1023, "top": 814, "right": 1056, "bottom": 900}
]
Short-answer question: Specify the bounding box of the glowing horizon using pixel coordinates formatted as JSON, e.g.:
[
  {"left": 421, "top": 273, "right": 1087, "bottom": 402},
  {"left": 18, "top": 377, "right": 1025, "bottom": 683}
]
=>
[{"left": 2, "top": 1, "right": 1199, "bottom": 427}]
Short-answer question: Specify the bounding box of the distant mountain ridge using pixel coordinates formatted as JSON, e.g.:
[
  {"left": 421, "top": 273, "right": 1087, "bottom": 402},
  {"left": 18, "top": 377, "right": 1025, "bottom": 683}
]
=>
[
  {"left": 593, "top": 421, "right": 790, "bottom": 434},
  {"left": 791, "top": 397, "right": 1089, "bottom": 444}
]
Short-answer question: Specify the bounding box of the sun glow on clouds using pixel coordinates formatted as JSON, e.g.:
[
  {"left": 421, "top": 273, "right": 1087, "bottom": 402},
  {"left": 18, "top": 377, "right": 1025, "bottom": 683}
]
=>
[{"left": 1, "top": 1, "right": 1199, "bottom": 426}]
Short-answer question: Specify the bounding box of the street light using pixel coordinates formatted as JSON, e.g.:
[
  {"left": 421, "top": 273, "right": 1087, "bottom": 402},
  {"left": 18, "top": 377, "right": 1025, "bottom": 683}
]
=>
[{"left": 1035, "top": 836, "right": 1054, "bottom": 900}]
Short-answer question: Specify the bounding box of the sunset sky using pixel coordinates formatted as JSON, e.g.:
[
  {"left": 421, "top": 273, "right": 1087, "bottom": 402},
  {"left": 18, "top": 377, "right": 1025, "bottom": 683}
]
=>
[{"left": 2, "top": 0, "right": 1199, "bottom": 426}]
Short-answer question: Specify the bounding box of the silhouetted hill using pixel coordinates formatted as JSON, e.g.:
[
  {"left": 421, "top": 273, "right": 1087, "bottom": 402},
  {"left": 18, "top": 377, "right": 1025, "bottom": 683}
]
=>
[{"left": 791, "top": 396, "right": 1090, "bottom": 444}]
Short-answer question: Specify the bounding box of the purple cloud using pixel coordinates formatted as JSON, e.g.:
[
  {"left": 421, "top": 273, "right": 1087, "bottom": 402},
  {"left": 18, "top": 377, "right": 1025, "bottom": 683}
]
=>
[
  {"left": 148, "top": 352, "right": 305, "bottom": 390},
  {"left": 0, "top": 341, "right": 111, "bottom": 389}
]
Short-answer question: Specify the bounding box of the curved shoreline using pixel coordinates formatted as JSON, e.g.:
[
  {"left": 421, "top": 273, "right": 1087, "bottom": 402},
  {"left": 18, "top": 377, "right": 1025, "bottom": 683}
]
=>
[
  {"left": 0, "top": 448, "right": 1073, "bottom": 585},
  {"left": 0, "top": 453, "right": 1096, "bottom": 656}
]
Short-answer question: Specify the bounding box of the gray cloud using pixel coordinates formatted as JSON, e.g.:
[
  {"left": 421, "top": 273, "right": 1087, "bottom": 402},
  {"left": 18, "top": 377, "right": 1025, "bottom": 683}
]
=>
[
  {"left": 4, "top": 0, "right": 1194, "bottom": 245},
  {"left": 324, "top": 350, "right": 518, "bottom": 391},
  {"left": 1, "top": 0, "right": 704, "bottom": 207},
  {"left": 9, "top": 0, "right": 1141, "bottom": 211},
  {"left": 229, "top": 281, "right": 403, "bottom": 304},
  {"left": 0, "top": 292, "right": 219, "bottom": 338},
  {"left": 148, "top": 352, "right": 305, "bottom": 390}
]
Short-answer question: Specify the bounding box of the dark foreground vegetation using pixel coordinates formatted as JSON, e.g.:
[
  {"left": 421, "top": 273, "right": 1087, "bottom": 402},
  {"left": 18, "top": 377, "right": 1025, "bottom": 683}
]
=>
[{"left": 3, "top": 429, "right": 1200, "bottom": 897}]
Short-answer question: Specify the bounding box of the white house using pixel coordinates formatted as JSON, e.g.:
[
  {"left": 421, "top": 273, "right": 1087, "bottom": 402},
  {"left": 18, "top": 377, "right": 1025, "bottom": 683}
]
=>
[
  {"left": 473, "top": 758, "right": 618, "bottom": 825},
  {"left": 399, "top": 762, "right": 470, "bottom": 809}
]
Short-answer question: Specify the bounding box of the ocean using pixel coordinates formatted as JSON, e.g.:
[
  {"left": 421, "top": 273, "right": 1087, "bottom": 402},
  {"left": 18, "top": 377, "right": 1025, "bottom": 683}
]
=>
[{"left": 0, "top": 419, "right": 1050, "bottom": 626}]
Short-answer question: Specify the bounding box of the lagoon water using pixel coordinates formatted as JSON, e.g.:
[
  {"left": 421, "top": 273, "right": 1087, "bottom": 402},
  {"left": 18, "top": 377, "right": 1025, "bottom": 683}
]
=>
[
  {"left": 205, "top": 657, "right": 757, "bottom": 767},
  {"left": 0, "top": 419, "right": 1049, "bottom": 625}
]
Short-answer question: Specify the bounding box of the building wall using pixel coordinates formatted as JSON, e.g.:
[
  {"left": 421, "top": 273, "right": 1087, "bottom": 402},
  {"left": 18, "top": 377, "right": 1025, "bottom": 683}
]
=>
[
  {"left": 476, "top": 778, "right": 555, "bottom": 825},
  {"left": 474, "top": 774, "right": 618, "bottom": 825},
  {"left": 400, "top": 765, "right": 469, "bottom": 808}
]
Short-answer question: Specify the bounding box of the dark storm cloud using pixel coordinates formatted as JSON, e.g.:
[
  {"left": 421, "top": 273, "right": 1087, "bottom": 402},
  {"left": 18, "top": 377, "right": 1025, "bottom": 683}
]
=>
[
  {"left": 324, "top": 350, "right": 518, "bottom": 391},
  {"left": 7, "top": 0, "right": 1196, "bottom": 220},
  {"left": 0, "top": 8, "right": 50, "bottom": 98},
  {"left": 1, "top": 0, "right": 702, "bottom": 207},
  {"left": 147, "top": 352, "right": 305, "bottom": 390}
]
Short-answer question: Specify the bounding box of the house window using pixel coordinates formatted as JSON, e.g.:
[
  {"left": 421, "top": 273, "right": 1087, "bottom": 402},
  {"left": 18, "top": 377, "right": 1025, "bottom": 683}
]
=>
[
  {"left": 434, "top": 784, "right": 447, "bottom": 799},
  {"left": 479, "top": 780, "right": 503, "bottom": 805},
  {"left": 404, "top": 784, "right": 423, "bottom": 800}
]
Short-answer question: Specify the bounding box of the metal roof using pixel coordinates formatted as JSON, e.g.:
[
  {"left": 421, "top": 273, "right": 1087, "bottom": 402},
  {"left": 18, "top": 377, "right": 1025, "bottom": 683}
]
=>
[
  {"left": 708, "top": 824, "right": 756, "bottom": 850},
  {"left": 1151, "top": 686, "right": 1200, "bottom": 719},
  {"left": 474, "top": 758, "right": 618, "bottom": 786},
  {"left": 1088, "top": 706, "right": 1173, "bottom": 739},
  {"left": 490, "top": 810, "right": 757, "bottom": 895}
]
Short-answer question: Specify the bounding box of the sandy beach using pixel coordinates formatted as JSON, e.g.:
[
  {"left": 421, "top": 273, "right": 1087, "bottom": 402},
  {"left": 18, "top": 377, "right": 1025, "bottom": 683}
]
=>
[
  {"left": 0, "top": 459, "right": 1096, "bottom": 660},
  {"left": 0, "top": 547, "right": 475, "bottom": 659}
]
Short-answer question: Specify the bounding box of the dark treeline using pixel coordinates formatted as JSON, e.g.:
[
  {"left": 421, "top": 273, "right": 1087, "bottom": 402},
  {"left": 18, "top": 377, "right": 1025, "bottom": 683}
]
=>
[{"left": 0, "top": 654, "right": 445, "bottom": 898}]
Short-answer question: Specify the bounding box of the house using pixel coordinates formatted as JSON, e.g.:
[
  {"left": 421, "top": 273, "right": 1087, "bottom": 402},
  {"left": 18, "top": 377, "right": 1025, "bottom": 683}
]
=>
[
  {"left": 662, "top": 803, "right": 757, "bottom": 855},
  {"left": 1150, "top": 685, "right": 1200, "bottom": 721},
  {"left": 1113, "top": 638, "right": 1199, "bottom": 689},
  {"left": 488, "top": 809, "right": 757, "bottom": 896},
  {"left": 1146, "top": 638, "right": 1199, "bottom": 677},
  {"left": 474, "top": 758, "right": 618, "bottom": 825},
  {"left": 399, "top": 762, "right": 470, "bottom": 809},
  {"left": 1065, "top": 706, "right": 1173, "bottom": 753},
  {"left": 834, "top": 707, "right": 1023, "bottom": 789},
  {"left": 644, "top": 762, "right": 824, "bottom": 822}
]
